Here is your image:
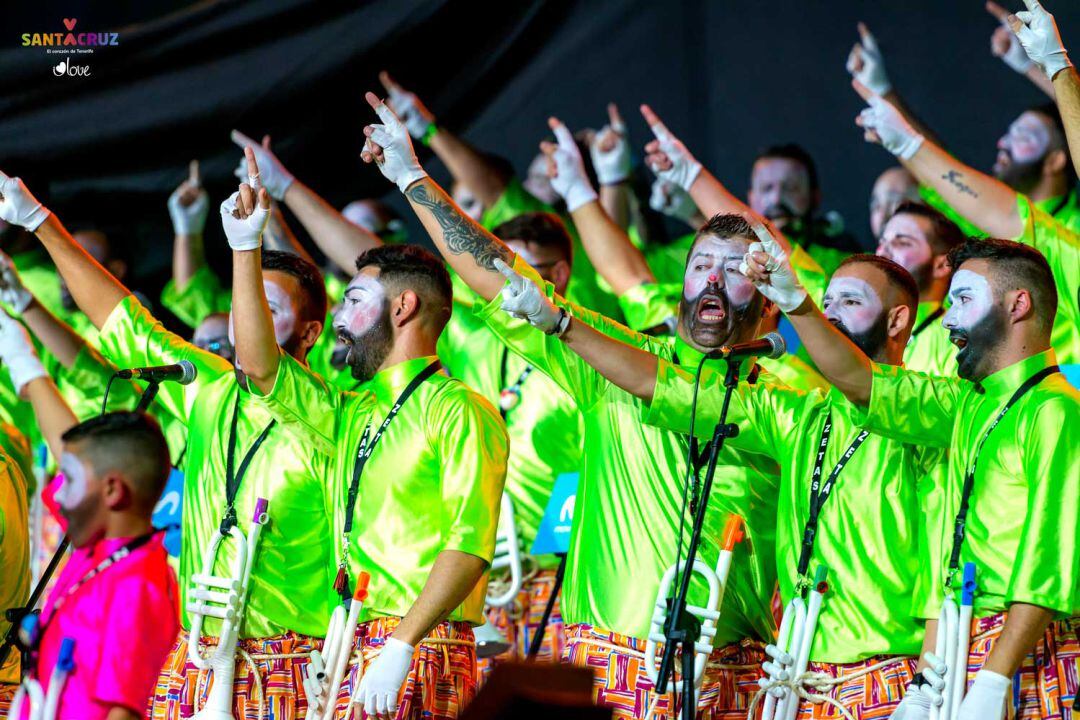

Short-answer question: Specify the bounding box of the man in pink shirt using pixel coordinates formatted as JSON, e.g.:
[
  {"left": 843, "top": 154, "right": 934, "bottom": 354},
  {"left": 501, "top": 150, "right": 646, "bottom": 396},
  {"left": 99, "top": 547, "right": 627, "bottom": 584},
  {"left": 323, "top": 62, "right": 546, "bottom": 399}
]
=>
[{"left": 0, "top": 310, "right": 179, "bottom": 720}]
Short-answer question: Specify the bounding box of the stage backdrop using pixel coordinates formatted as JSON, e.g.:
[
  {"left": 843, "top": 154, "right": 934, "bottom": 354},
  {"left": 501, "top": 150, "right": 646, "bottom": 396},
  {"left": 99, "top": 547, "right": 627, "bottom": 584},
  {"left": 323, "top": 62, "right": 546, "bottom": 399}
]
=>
[{"left": 4, "top": 0, "right": 1080, "bottom": 314}]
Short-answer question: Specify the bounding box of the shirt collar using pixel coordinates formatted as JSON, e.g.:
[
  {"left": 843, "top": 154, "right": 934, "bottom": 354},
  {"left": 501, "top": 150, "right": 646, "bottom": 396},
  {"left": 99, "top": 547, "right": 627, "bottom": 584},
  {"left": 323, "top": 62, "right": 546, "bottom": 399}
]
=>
[
  {"left": 360, "top": 355, "right": 441, "bottom": 398},
  {"left": 976, "top": 349, "right": 1057, "bottom": 397},
  {"left": 916, "top": 300, "right": 943, "bottom": 322},
  {"left": 673, "top": 335, "right": 707, "bottom": 367}
]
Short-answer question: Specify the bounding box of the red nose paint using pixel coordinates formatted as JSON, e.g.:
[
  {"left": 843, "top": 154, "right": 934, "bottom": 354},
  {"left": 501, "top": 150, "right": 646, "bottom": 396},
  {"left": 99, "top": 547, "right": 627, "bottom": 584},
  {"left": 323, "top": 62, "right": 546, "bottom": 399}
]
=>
[{"left": 708, "top": 274, "right": 718, "bottom": 283}]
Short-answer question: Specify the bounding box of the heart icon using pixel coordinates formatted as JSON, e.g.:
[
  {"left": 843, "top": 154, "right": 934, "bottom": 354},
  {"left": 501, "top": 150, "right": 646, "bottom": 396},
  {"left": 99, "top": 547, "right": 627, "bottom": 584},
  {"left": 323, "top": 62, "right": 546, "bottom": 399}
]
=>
[
  {"left": 53, "top": 60, "right": 67, "bottom": 76},
  {"left": 63, "top": 18, "right": 77, "bottom": 31}
]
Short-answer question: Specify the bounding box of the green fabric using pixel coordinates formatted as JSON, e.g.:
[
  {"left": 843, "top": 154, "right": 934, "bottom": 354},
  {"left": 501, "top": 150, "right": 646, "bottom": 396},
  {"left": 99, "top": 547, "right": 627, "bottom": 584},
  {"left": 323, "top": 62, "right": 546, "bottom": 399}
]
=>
[
  {"left": 757, "top": 355, "right": 830, "bottom": 393},
  {"left": 648, "top": 363, "right": 941, "bottom": 662},
  {"left": 903, "top": 301, "right": 957, "bottom": 377},
  {"left": 618, "top": 282, "right": 681, "bottom": 334},
  {"left": 0, "top": 445, "right": 29, "bottom": 684},
  {"left": 857, "top": 351, "right": 1080, "bottom": 617},
  {"left": 438, "top": 297, "right": 583, "bottom": 571},
  {"left": 97, "top": 295, "right": 340, "bottom": 638},
  {"left": 256, "top": 353, "right": 508, "bottom": 625},
  {"left": 479, "top": 255, "right": 780, "bottom": 646},
  {"left": 921, "top": 185, "right": 1080, "bottom": 239},
  {"left": 1014, "top": 195, "right": 1080, "bottom": 365},
  {"left": 10, "top": 248, "right": 62, "bottom": 317},
  {"left": 644, "top": 232, "right": 698, "bottom": 286},
  {"left": 160, "top": 265, "right": 232, "bottom": 329}
]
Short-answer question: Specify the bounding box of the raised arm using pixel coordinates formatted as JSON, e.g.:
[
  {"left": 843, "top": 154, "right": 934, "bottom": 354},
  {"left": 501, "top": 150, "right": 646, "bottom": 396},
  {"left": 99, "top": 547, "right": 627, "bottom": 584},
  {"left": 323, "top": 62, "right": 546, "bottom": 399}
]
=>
[
  {"left": 589, "top": 103, "right": 634, "bottom": 230},
  {"left": 988, "top": 2, "right": 1056, "bottom": 98},
  {"left": 1, "top": 251, "right": 84, "bottom": 367},
  {"left": 854, "top": 81, "right": 1024, "bottom": 239},
  {"left": 0, "top": 170, "right": 128, "bottom": 329},
  {"left": 380, "top": 72, "right": 510, "bottom": 208},
  {"left": 360, "top": 91, "right": 511, "bottom": 302},
  {"left": 167, "top": 160, "right": 210, "bottom": 292}
]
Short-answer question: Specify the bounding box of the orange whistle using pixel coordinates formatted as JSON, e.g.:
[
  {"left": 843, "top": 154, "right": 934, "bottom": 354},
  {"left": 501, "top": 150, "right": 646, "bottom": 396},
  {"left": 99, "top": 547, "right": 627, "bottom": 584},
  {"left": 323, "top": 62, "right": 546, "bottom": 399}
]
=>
[
  {"left": 353, "top": 571, "right": 371, "bottom": 602},
  {"left": 722, "top": 515, "right": 745, "bottom": 551}
]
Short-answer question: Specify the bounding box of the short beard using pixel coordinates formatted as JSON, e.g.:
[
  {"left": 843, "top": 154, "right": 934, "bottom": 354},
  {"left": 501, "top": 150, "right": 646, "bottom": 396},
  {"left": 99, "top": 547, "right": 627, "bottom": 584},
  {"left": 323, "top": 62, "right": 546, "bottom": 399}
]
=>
[
  {"left": 954, "top": 306, "right": 1008, "bottom": 382},
  {"left": 997, "top": 156, "right": 1044, "bottom": 195},
  {"left": 346, "top": 308, "right": 393, "bottom": 383},
  {"left": 834, "top": 312, "right": 890, "bottom": 362},
  {"left": 679, "top": 293, "right": 760, "bottom": 350}
]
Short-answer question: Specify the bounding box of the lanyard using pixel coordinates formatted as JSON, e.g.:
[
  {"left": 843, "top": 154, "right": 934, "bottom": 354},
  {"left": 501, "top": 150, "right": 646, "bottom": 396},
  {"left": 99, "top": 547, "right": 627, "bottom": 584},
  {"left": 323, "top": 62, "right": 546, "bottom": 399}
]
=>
[
  {"left": 911, "top": 306, "right": 945, "bottom": 338},
  {"left": 795, "top": 412, "right": 870, "bottom": 582},
  {"left": 498, "top": 347, "right": 533, "bottom": 418},
  {"left": 945, "top": 365, "right": 1059, "bottom": 583},
  {"left": 334, "top": 360, "right": 442, "bottom": 600},
  {"left": 222, "top": 395, "right": 276, "bottom": 533}
]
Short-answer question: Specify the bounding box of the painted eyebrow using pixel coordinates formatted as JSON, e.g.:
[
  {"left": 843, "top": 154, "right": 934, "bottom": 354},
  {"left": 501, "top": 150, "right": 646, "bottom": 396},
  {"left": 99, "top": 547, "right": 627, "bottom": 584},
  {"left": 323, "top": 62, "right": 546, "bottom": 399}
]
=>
[
  {"left": 950, "top": 285, "right": 971, "bottom": 295},
  {"left": 344, "top": 285, "right": 371, "bottom": 296}
]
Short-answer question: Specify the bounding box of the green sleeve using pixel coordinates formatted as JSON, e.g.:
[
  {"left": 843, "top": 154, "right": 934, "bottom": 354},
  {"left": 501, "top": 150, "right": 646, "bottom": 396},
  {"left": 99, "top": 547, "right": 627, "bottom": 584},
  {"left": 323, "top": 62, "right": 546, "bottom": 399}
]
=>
[
  {"left": 431, "top": 386, "right": 508, "bottom": 562},
  {"left": 480, "top": 177, "right": 550, "bottom": 231},
  {"left": 919, "top": 186, "right": 988, "bottom": 239},
  {"left": 1006, "top": 393, "right": 1080, "bottom": 614},
  {"left": 254, "top": 351, "right": 347, "bottom": 456},
  {"left": 97, "top": 295, "right": 233, "bottom": 424},
  {"left": 618, "top": 283, "right": 680, "bottom": 333},
  {"left": 59, "top": 346, "right": 142, "bottom": 419},
  {"left": 854, "top": 363, "right": 962, "bottom": 447},
  {"left": 160, "top": 266, "right": 232, "bottom": 329},
  {"left": 790, "top": 245, "right": 828, "bottom": 304}
]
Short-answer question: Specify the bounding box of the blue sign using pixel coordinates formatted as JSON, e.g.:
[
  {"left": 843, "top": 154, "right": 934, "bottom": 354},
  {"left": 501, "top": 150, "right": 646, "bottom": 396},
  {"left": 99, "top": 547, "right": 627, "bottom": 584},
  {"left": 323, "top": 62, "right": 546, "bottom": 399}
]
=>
[
  {"left": 531, "top": 472, "right": 577, "bottom": 555},
  {"left": 152, "top": 467, "right": 184, "bottom": 557},
  {"left": 1062, "top": 364, "right": 1080, "bottom": 391}
]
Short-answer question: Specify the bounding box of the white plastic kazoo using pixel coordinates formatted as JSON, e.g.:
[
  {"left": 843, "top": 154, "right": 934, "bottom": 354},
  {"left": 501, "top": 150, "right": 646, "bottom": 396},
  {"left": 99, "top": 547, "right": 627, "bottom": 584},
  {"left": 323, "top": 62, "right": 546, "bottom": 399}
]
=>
[
  {"left": 783, "top": 565, "right": 829, "bottom": 720},
  {"left": 486, "top": 494, "right": 523, "bottom": 608},
  {"left": 303, "top": 605, "right": 345, "bottom": 720},
  {"left": 10, "top": 678, "right": 45, "bottom": 720},
  {"left": 41, "top": 637, "right": 75, "bottom": 720},
  {"left": 325, "top": 572, "right": 370, "bottom": 720},
  {"left": 772, "top": 597, "right": 806, "bottom": 720},
  {"left": 931, "top": 594, "right": 959, "bottom": 720},
  {"left": 950, "top": 564, "right": 977, "bottom": 719},
  {"left": 762, "top": 600, "right": 799, "bottom": 720}
]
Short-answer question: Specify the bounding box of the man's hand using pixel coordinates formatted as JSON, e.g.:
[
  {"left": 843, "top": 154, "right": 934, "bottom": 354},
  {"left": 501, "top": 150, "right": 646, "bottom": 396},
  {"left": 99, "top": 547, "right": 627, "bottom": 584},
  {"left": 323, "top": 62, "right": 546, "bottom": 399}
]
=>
[
  {"left": 956, "top": 670, "right": 1010, "bottom": 720},
  {"left": 650, "top": 177, "right": 699, "bottom": 225},
  {"left": 846, "top": 22, "right": 892, "bottom": 95},
  {"left": 220, "top": 148, "right": 271, "bottom": 251},
  {"left": 0, "top": 170, "right": 50, "bottom": 231},
  {"left": 739, "top": 222, "right": 808, "bottom": 313},
  {"left": 379, "top": 71, "right": 436, "bottom": 141},
  {"left": 988, "top": 2, "right": 1035, "bottom": 72},
  {"left": 641, "top": 105, "right": 702, "bottom": 192},
  {"left": 589, "top": 103, "right": 631, "bottom": 185},
  {"left": 1006, "top": 0, "right": 1072, "bottom": 80},
  {"left": 493, "top": 259, "right": 567, "bottom": 335},
  {"left": 540, "top": 117, "right": 599, "bottom": 212},
  {"left": 230, "top": 131, "right": 295, "bottom": 201},
  {"left": 354, "top": 636, "right": 414, "bottom": 719},
  {"left": 0, "top": 251, "right": 33, "bottom": 314},
  {"left": 361, "top": 92, "right": 429, "bottom": 193},
  {"left": 918, "top": 652, "right": 947, "bottom": 707},
  {"left": 0, "top": 310, "right": 46, "bottom": 397},
  {"left": 889, "top": 686, "right": 933, "bottom": 720},
  {"left": 167, "top": 160, "right": 209, "bottom": 236},
  {"left": 853, "top": 81, "right": 925, "bottom": 160}
]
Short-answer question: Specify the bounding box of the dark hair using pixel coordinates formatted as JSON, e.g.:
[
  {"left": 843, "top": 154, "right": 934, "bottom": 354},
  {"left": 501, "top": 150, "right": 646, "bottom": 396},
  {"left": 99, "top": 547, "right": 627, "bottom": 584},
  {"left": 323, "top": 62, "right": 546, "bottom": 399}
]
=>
[
  {"left": 947, "top": 238, "right": 1058, "bottom": 331},
  {"left": 837, "top": 253, "right": 919, "bottom": 313},
  {"left": 355, "top": 244, "right": 453, "bottom": 332},
  {"left": 261, "top": 250, "right": 328, "bottom": 325},
  {"left": 1028, "top": 102, "right": 1076, "bottom": 186},
  {"left": 887, "top": 201, "right": 967, "bottom": 256},
  {"left": 754, "top": 143, "right": 819, "bottom": 193},
  {"left": 61, "top": 412, "right": 171, "bottom": 510},
  {"left": 492, "top": 212, "right": 573, "bottom": 264}
]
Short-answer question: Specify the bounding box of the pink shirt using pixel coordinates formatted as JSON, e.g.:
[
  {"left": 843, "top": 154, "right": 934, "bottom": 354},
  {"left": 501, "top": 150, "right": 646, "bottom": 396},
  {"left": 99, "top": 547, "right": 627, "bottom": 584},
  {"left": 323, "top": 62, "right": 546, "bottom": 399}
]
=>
[{"left": 28, "top": 532, "right": 179, "bottom": 720}]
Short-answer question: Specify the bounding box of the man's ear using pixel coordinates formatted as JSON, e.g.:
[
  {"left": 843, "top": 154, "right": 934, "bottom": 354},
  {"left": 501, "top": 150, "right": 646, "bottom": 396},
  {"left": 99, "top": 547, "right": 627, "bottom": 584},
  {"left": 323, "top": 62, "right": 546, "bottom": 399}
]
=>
[
  {"left": 391, "top": 290, "right": 421, "bottom": 327},
  {"left": 299, "top": 318, "right": 323, "bottom": 354},
  {"left": 886, "top": 303, "right": 912, "bottom": 339},
  {"left": 551, "top": 260, "right": 572, "bottom": 294},
  {"left": 1006, "top": 288, "right": 1035, "bottom": 324},
  {"left": 1043, "top": 148, "right": 1068, "bottom": 177},
  {"left": 930, "top": 253, "right": 952, "bottom": 280},
  {"left": 102, "top": 472, "right": 134, "bottom": 511}
]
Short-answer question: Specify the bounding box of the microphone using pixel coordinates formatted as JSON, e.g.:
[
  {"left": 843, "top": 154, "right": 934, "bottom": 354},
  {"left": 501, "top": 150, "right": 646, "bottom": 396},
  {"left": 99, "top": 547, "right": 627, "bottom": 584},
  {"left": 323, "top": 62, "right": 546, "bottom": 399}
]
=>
[
  {"left": 116, "top": 360, "right": 197, "bottom": 385},
  {"left": 706, "top": 332, "right": 786, "bottom": 360}
]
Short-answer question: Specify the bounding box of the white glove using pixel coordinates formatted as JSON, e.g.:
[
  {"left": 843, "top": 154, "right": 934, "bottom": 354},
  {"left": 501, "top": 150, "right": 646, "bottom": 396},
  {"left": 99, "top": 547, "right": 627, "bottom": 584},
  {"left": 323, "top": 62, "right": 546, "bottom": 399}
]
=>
[
  {"left": 0, "top": 171, "right": 50, "bottom": 232},
  {"left": 649, "top": 178, "right": 699, "bottom": 225},
  {"left": 759, "top": 643, "right": 793, "bottom": 699},
  {"left": 889, "top": 685, "right": 933, "bottom": 720},
  {"left": 1009, "top": 0, "right": 1072, "bottom": 80},
  {"left": 230, "top": 131, "right": 295, "bottom": 201},
  {"left": 380, "top": 72, "right": 436, "bottom": 141},
  {"left": 858, "top": 95, "right": 925, "bottom": 160},
  {"left": 994, "top": 24, "right": 1034, "bottom": 73},
  {"left": 589, "top": 104, "right": 631, "bottom": 185},
  {"left": 354, "top": 636, "right": 414, "bottom": 718},
  {"left": 641, "top": 105, "right": 702, "bottom": 192},
  {"left": 545, "top": 119, "right": 598, "bottom": 213},
  {"left": 0, "top": 312, "right": 46, "bottom": 397},
  {"left": 219, "top": 163, "right": 270, "bottom": 252},
  {"left": 493, "top": 258, "right": 567, "bottom": 335},
  {"left": 167, "top": 161, "right": 208, "bottom": 236},
  {"left": 362, "top": 93, "right": 429, "bottom": 193},
  {"left": 846, "top": 23, "right": 892, "bottom": 95},
  {"left": 0, "top": 252, "right": 33, "bottom": 314},
  {"left": 919, "top": 652, "right": 948, "bottom": 707},
  {"left": 739, "top": 223, "right": 808, "bottom": 313},
  {"left": 956, "top": 669, "right": 1010, "bottom": 720}
]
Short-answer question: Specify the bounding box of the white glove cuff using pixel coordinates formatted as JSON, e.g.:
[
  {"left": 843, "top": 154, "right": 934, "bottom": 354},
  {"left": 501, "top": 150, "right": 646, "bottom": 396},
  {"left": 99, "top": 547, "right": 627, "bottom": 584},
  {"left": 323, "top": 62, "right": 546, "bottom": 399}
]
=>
[
  {"left": 865, "top": 77, "right": 892, "bottom": 96},
  {"left": 563, "top": 183, "right": 599, "bottom": 213},
  {"left": 680, "top": 160, "right": 703, "bottom": 193},
  {"left": 23, "top": 206, "right": 50, "bottom": 233},
  {"left": 895, "top": 133, "right": 925, "bottom": 161},
  {"left": 6, "top": 289, "right": 32, "bottom": 315},
  {"left": 973, "top": 669, "right": 1012, "bottom": 691},
  {"left": 396, "top": 167, "right": 429, "bottom": 194},
  {"left": 546, "top": 308, "right": 571, "bottom": 337},
  {"left": 269, "top": 175, "right": 295, "bottom": 203},
  {"left": 776, "top": 288, "right": 809, "bottom": 314},
  {"left": 1044, "top": 51, "right": 1073, "bottom": 80},
  {"left": 7, "top": 351, "right": 47, "bottom": 397}
]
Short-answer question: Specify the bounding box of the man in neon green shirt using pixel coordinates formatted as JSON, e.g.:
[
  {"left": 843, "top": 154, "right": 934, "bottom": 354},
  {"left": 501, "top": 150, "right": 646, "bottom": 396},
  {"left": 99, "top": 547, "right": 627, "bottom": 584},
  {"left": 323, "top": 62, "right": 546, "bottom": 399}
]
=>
[
  {"left": 437, "top": 211, "right": 583, "bottom": 671},
  {"left": 231, "top": 175, "right": 507, "bottom": 717},
  {"left": 875, "top": 202, "right": 966, "bottom": 376},
  {"left": 741, "top": 233, "right": 1080, "bottom": 720},
  {"left": 362, "top": 93, "right": 779, "bottom": 720},
  {"left": 0, "top": 166, "right": 342, "bottom": 720}
]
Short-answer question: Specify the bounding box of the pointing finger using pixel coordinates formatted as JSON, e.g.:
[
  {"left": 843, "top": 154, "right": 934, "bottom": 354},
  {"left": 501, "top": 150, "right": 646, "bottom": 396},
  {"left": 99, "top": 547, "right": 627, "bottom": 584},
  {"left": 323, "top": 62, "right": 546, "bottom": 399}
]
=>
[
  {"left": 640, "top": 104, "right": 671, "bottom": 141},
  {"left": 986, "top": 0, "right": 1010, "bottom": 21},
  {"left": 230, "top": 129, "right": 258, "bottom": 150},
  {"left": 856, "top": 22, "right": 878, "bottom": 51},
  {"left": 548, "top": 117, "right": 576, "bottom": 149},
  {"left": 1020, "top": 0, "right": 1041, "bottom": 12},
  {"left": 378, "top": 71, "right": 400, "bottom": 94},
  {"left": 189, "top": 160, "right": 200, "bottom": 187},
  {"left": 607, "top": 102, "right": 625, "bottom": 132},
  {"left": 492, "top": 258, "right": 518, "bottom": 281},
  {"left": 244, "top": 146, "right": 260, "bottom": 181}
]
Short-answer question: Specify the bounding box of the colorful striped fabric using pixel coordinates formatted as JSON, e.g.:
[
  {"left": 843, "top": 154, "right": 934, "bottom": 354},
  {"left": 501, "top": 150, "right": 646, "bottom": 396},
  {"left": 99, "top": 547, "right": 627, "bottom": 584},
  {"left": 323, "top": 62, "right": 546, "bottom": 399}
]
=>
[
  {"left": 790, "top": 655, "right": 917, "bottom": 720},
  {"left": 562, "top": 622, "right": 765, "bottom": 720},
  {"left": 331, "top": 616, "right": 476, "bottom": 720},
  {"left": 477, "top": 568, "right": 564, "bottom": 683},
  {"left": 148, "top": 629, "right": 319, "bottom": 720},
  {"left": 965, "top": 613, "right": 1079, "bottom": 720},
  {"left": 0, "top": 682, "right": 14, "bottom": 717}
]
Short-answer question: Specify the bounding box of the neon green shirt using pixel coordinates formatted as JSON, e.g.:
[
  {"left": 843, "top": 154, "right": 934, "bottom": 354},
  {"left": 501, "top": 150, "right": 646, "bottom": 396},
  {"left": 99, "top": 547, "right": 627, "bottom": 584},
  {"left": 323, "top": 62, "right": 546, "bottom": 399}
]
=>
[
  {"left": 856, "top": 351, "right": 1080, "bottom": 617},
  {"left": 255, "top": 353, "right": 508, "bottom": 625},
  {"left": 10, "top": 248, "right": 62, "bottom": 317},
  {"left": 160, "top": 266, "right": 232, "bottom": 329},
  {"left": 0, "top": 446, "right": 30, "bottom": 684},
  {"left": 904, "top": 301, "right": 956, "bottom": 377},
  {"left": 921, "top": 185, "right": 1080, "bottom": 238},
  {"left": 479, "top": 256, "right": 779, "bottom": 646},
  {"left": 647, "top": 362, "right": 942, "bottom": 662},
  {"left": 438, "top": 299, "right": 582, "bottom": 571},
  {"left": 98, "top": 295, "right": 340, "bottom": 638}
]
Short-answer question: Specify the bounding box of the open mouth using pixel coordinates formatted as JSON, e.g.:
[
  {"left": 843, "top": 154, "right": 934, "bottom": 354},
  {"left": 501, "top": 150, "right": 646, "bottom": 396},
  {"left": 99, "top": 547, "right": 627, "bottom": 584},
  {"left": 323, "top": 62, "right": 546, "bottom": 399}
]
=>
[
  {"left": 337, "top": 330, "right": 355, "bottom": 347},
  {"left": 950, "top": 332, "right": 968, "bottom": 350},
  {"left": 993, "top": 151, "right": 1011, "bottom": 173},
  {"left": 696, "top": 295, "right": 727, "bottom": 324}
]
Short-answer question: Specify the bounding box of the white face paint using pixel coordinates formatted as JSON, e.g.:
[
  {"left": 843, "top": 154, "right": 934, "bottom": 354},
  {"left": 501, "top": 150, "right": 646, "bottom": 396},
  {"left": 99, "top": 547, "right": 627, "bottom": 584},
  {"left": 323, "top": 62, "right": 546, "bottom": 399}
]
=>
[
  {"left": 943, "top": 269, "right": 994, "bottom": 330},
  {"left": 683, "top": 236, "right": 754, "bottom": 305},
  {"left": 876, "top": 214, "right": 933, "bottom": 276},
  {"left": 452, "top": 183, "right": 484, "bottom": 222},
  {"left": 523, "top": 153, "right": 558, "bottom": 205},
  {"left": 55, "top": 451, "right": 89, "bottom": 511},
  {"left": 333, "top": 272, "right": 386, "bottom": 338},
  {"left": 749, "top": 158, "right": 812, "bottom": 224},
  {"left": 228, "top": 278, "right": 299, "bottom": 348},
  {"left": 822, "top": 276, "right": 884, "bottom": 333},
  {"left": 342, "top": 201, "right": 381, "bottom": 233},
  {"left": 995, "top": 112, "right": 1052, "bottom": 176}
]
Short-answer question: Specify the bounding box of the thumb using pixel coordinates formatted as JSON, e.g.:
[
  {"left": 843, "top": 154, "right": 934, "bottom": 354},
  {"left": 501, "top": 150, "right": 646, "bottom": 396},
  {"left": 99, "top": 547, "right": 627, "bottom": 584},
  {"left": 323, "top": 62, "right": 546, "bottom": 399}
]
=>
[{"left": 548, "top": 117, "right": 575, "bottom": 150}]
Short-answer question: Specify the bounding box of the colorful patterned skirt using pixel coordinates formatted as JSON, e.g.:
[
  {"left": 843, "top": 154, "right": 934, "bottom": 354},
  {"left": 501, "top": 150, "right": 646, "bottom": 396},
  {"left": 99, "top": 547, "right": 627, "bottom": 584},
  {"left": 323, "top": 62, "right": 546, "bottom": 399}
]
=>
[
  {"left": 330, "top": 616, "right": 476, "bottom": 720},
  {"left": 148, "top": 628, "right": 319, "bottom": 720},
  {"left": 0, "top": 682, "right": 15, "bottom": 718},
  {"left": 782, "top": 654, "right": 918, "bottom": 720},
  {"left": 477, "top": 567, "right": 564, "bottom": 683},
  {"left": 562, "top": 622, "right": 765, "bottom": 720}
]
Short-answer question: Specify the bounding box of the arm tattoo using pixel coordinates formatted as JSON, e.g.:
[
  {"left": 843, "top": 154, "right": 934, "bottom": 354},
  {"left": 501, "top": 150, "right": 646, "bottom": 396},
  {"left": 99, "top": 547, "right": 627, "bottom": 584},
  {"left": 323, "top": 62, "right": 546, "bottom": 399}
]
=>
[
  {"left": 405, "top": 183, "right": 510, "bottom": 270},
  {"left": 941, "top": 170, "right": 979, "bottom": 199}
]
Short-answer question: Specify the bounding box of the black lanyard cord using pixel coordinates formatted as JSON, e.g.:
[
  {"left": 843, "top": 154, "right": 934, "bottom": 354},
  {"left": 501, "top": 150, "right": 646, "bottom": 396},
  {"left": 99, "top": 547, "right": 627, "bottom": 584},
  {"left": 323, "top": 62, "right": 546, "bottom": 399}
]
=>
[
  {"left": 222, "top": 395, "right": 276, "bottom": 534},
  {"left": 498, "top": 346, "right": 533, "bottom": 419},
  {"left": 912, "top": 307, "right": 945, "bottom": 338}
]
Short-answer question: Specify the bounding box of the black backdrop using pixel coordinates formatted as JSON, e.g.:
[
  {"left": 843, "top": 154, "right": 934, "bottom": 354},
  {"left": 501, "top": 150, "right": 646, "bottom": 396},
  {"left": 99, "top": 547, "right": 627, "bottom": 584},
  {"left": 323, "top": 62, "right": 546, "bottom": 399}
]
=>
[{"left": 5, "top": 0, "right": 1080, "bottom": 310}]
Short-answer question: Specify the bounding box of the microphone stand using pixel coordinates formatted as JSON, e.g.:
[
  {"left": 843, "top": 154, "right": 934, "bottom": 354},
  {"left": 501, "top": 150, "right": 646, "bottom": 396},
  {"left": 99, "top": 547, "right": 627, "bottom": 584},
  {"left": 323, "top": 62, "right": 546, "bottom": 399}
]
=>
[
  {"left": 135, "top": 379, "right": 161, "bottom": 413},
  {"left": 655, "top": 356, "right": 743, "bottom": 720}
]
